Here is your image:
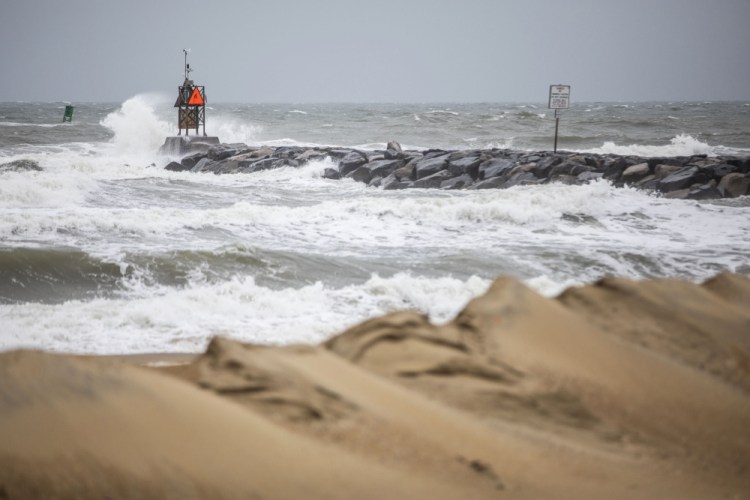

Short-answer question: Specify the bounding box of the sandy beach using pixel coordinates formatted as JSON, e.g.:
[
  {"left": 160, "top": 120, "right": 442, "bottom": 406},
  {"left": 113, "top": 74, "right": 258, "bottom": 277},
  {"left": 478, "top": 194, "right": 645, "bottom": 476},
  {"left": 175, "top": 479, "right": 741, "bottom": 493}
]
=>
[{"left": 1, "top": 272, "right": 748, "bottom": 499}]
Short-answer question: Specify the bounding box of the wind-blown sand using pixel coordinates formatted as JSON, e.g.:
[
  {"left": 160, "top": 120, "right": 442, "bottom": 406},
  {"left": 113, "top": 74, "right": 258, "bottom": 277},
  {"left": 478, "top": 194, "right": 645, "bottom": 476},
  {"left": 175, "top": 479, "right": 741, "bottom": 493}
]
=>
[{"left": 1, "top": 273, "right": 749, "bottom": 499}]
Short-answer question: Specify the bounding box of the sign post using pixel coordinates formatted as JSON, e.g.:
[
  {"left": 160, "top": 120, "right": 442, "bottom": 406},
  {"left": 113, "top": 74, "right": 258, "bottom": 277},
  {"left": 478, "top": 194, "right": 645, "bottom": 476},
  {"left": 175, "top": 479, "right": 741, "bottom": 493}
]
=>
[{"left": 548, "top": 84, "right": 570, "bottom": 153}]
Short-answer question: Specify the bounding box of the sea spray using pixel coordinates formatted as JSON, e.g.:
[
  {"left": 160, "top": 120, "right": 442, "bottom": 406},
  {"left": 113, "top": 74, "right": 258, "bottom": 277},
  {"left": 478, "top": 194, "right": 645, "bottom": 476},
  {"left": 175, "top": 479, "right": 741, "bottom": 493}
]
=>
[
  {"left": 0, "top": 273, "right": 492, "bottom": 354},
  {"left": 1, "top": 100, "right": 749, "bottom": 355},
  {"left": 100, "top": 94, "right": 174, "bottom": 155}
]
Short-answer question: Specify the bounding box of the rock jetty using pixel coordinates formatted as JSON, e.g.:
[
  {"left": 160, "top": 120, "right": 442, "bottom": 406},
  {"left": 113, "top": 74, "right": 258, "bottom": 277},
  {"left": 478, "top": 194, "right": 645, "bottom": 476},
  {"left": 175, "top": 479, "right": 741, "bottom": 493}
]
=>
[{"left": 163, "top": 141, "right": 750, "bottom": 199}]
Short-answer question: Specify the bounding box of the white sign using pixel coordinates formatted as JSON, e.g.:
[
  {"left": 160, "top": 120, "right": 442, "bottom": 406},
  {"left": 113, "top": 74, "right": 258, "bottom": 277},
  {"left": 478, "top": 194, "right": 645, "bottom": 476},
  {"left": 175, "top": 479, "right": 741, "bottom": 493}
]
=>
[{"left": 548, "top": 84, "right": 571, "bottom": 109}]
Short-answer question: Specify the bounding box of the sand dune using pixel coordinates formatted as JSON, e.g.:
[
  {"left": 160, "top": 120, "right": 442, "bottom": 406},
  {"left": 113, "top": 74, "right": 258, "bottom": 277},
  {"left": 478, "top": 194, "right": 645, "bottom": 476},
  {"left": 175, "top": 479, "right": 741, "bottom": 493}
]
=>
[{"left": 1, "top": 273, "right": 749, "bottom": 499}]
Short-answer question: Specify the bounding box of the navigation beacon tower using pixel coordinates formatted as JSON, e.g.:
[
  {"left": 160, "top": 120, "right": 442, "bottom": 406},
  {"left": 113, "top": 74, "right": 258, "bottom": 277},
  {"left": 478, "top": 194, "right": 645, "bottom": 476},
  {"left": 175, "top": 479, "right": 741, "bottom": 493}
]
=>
[
  {"left": 175, "top": 49, "right": 207, "bottom": 136},
  {"left": 160, "top": 50, "right": 219, "bottom": 155}
]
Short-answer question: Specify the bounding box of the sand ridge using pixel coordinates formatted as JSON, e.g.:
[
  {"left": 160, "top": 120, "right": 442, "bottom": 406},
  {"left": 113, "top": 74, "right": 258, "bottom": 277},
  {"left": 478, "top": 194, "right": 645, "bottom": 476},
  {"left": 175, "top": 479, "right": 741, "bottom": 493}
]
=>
[{"left": 1, "top": 273, "right": 749, "bottom": 499}]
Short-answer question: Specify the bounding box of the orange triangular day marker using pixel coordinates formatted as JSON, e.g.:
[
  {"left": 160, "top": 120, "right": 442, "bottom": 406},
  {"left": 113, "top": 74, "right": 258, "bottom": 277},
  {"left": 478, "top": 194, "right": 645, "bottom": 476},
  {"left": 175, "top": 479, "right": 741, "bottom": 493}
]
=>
[{"left": 188, "top": 87, "right": 204, "bottom": 106}]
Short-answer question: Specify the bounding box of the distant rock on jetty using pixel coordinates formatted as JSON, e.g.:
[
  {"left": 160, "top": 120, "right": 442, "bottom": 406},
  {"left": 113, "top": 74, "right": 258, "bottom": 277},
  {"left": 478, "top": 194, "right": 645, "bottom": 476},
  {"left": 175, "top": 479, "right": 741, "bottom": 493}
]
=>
[{"left": 163, "top": 141, "right": 750, "bottom": 200}]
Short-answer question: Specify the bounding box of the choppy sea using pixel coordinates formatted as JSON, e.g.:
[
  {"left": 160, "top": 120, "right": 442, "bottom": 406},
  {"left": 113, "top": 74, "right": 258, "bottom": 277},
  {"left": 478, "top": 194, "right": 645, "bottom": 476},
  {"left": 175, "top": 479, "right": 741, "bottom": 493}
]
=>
[{"left": 1, "top": 96, "right": 749, "bottom": 354}]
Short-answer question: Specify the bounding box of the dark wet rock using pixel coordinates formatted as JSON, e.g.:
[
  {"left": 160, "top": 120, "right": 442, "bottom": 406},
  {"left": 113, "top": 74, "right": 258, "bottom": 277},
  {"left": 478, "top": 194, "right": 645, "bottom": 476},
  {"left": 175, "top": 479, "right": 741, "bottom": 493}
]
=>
[
  {"left": 577, "top": 171, "right": 603, "bottom": 183},
  {"left": 657, "top": 166, "right": 707, "bottom": 192},
  {"left": 164, "top": 161, "right": 190, "bottom": 172},
  {"left": 717, "top": 173, "right": 750, "bottom": 198},
  {"left": 448, "top": 155, "right": 482, "bottom": 177},
  {"left": 382, "top": 174, "right": 410, "bottom": 190},
  {"left": 711, "top": 163, "right": 738, "bottom": 179},
  {"left": 421, "top": 149, "right": 450, "bottom": 160},
  {"left": 601, "top": 158, "right": 631, "bottom": 181},
  {"left": 394, "top": 163, "right": 415, "bottom": 181},
  {"left": 367, "top": 159, "right": 405, "bottom": 179},
  {"left": 339, "top": 152, "right": 369, "bottom": 176},
  {"left": 635, "top": 175, "right": 659, "bottom": 190},
  {"left": 550, "top": 161, "right": 592, "bottom": 178},
  {"left": 479, "top": 158, "right": 514, "bottom": 180},
  {"left": 441, "top": 174, "right": 474, "bottom": 190},
  {"left": 301, "top": 149, "right": 330, "bottom": 163},
  {"left": 532, "top": 156, "right": 563, "bottom": 177},
  {"left": 654, "top": 164, "right": 682, "bottom": 179},
  {"left": 351, "top": 165, "right": 373, "bottom": 184},
  {"left": 238, "top": 157, "right": 286, "bottom": 173},
  {"left": 0, "top": 159, "right": 42, "bottom": 172},
  {"left": 327, "top": 149, "right": 355, "bottom": 160},
  {"left": 647, "top": 157, "right": 685, "bottom": 169},
  {"left": 687, "top": 180, "right": 721, "bottom": 200},
  {"left": 413, "top": 156, "right": 449, "bottom": 180},
  {"left": 620, "top": 163, "right": 651, "bottom": 184},
  {"left": 384, "top": 141, "right": 403, "bottom": 160},
  {"left": 323, "top": 168, "right": 341, "bottom": 180},
  {"left": 191, "top": 157, "right": 216, "bottom": 173},
  {"left": 180, "top": 152, "right": 206, "bottom": 170},
  {"left": 505, "top": 172, "right": 540, "bottom": 188},
  {"left": 413, "top": 170, "right": 453, "bottom": 189},
  {"left": 167, "top": 141, "right": 748, "bottom": 198},
  {"left": 208, "top": 143, "right": 251, "bottom": 161},
  {"left": 521, "top": 154, "right": 542, "bottom": 163}
]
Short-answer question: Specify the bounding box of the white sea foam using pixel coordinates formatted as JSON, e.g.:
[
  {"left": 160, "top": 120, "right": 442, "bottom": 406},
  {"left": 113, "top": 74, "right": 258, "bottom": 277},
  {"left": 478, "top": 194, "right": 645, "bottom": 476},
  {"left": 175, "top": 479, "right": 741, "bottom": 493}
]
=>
[
  {"left": 0, "top": 273, "right": 491, "bottom": 354},
  {"left": 100, "top": 94, "right": 174, "bottom": 155},
  {"left": 0, "top": 172, "right": 95, "bottom": 209},
  {"left": 208, "top": 115, "right": 263, "bottom": 144},
  {"left": 0, "top": 122, "right": 69, "bottom": 128},
  {"left": 582, "top": 134, "right": 717, "bottom": 157}
]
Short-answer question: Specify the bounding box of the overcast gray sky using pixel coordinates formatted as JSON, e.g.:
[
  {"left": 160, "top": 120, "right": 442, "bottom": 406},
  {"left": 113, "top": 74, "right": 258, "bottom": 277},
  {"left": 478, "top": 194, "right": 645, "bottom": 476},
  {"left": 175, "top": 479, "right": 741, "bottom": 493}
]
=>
[{"left": 2, "top": 0, "right": 749, "bottom": 103}]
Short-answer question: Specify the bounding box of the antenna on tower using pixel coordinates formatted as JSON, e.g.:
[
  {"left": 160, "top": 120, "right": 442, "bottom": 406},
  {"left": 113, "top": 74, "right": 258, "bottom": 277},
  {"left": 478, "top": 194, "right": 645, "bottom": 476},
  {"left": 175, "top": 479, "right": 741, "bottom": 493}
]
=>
[{"left": 183, "top": 48, "right": 192, "bottom": 80}]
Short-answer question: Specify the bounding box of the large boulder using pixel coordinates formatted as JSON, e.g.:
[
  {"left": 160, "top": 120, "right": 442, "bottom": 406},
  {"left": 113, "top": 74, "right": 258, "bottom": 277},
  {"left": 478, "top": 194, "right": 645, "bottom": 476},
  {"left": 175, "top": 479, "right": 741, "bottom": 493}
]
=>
[
  {"left": 338, "top": 152, "right": 368, "bottom": 177},
  {"left": 532, "top": 156, "right": 563, "bottom": 177},
  {"left": 382, "top": 174, "right": 410, "bottom": 190},
  {"left": 654, "top": 164, "right": 682, "bottom": 179},
  {"left": 296, "top": 149, "right": 329, "bottom": 163},
  {"left": 620, "top": 163, "right": 651, "bottom": 184},
  {"left": 657, "top": 166, "right": 708, "bottom": 192},
  {"left": 394, "top": 163, "right": 415, "bottom": 181},
  {"left": 448, "top": 155, "right": 482, "bottom": 177},
  {"left": 384, "top": 141, "right": 403, "bottom": 160},
  {"left": 350, "top": 165, "right": 373, "bottom": 184},
  {"left": 505, "top": 172, "right": 540, "bottom": 188},
  {"left": 717, "top": 173, "right": 750, "bottom": 198},
  {"left": 441, "top": 174, "right": 474, "bottom": 190},
  {"left": 180, "top": 152, "right": 206, "bottom": 170},
  {"left": 323, "top": 168, "right": 341, "bottom": 180},
  {"left": 687, "top": 180, "right": 721, "bottom": 200},
  {"left": 550, "top": 161, "right": 592, "bottom": 179},
  {"left": 413, "top": 170, "right": 453, "bottom": 189},
  {"left": 164, "top": 161, "right": 189, "bottom": 172},
  {"left": 238, "top": 157, "right": 285, "bottom": 173},
  {"left": 711, "top": 163, "right": 738, "bottom": 179},
  {"left": 207, "top": 143, "right": 251, "bottom": 161},
  {"left": 478, "top": 158, "right": 514, "bottom": 180},
  {"left": 367, "top": 159, "right": 405, "bottom": 179},
  {"left": 413, "top": 156, "right": 449, "bottom": 180},
  {"left": 191, "top": 157, "right": 216, "bottom": 173}
]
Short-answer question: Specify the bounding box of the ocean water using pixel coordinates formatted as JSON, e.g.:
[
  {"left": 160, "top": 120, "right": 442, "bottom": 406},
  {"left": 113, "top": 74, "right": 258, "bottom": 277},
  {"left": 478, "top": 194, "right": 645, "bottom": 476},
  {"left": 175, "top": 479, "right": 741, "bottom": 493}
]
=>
[{"left": 1, "top": 97, "right": 749, "bottom": 354}]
